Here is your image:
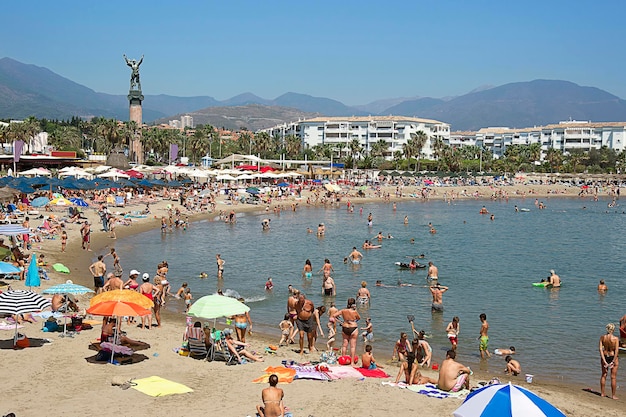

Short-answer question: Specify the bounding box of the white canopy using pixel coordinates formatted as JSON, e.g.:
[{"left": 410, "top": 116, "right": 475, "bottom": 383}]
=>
[
  {"left": 97, "top": 169, "right": 131, "bottom": 180},
  {"left": 18, "top": 167, "right": 52, "bottom": 177}
]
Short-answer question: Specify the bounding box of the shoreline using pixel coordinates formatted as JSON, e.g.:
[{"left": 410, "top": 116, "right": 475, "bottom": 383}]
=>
[{"left": 2, "top": 183, "right": 623, "bottom": 416}]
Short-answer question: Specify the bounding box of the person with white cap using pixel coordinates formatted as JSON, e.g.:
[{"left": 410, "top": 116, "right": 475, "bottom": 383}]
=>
[
  {"left": 548, "top": 269, "right": 561, "bottom": 287},
  {"left": 139, "top": 273, "right": 154, "bottom": 329}
]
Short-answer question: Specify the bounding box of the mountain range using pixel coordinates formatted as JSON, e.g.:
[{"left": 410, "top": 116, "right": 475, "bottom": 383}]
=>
[{"left": 2, "top": 57, "right": 626, "bottom": 131}]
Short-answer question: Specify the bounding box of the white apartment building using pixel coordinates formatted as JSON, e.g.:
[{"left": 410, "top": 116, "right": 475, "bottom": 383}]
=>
[
  {"left": 181, "top": 115, "right": 194, "bottom": 129},
  {"left": 260, "top": 116, "right": 450, "bottom": 160},
  {"left": 449, "top": 121, "right": 626, "bottom": 159}
]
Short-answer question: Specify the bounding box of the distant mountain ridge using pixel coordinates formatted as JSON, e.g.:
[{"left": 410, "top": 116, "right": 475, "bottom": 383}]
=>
[{"left": 2, "top": 57, "right": 626, "bottom": 131}]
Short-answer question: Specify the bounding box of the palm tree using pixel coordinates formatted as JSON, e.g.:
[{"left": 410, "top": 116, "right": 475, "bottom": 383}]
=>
[
  {"left": 285, "top": 134, "right": 302, "bottom": 158},
  {"left": 370, "top": 139, "right": 388, "bottom": 159},
  {"left": 409, "top": 131, "right": 428, "bottom": 171},
  {"left": 348, "top": 138, "right": 362, "bottom": 169},
  {"left": 545, "top": 148, "right": 563, "bottom": 173}
]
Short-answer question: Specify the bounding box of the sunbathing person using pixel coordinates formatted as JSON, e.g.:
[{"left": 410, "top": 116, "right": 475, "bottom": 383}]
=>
[
  {"left": 100, "top": 317, "right": 149, "bottom": 347},
  {"left": 394, "top": 351, "right": 436, "bottom": 385},
  {"left": 51, "top": 294, "right": 78, "bottom": 313},
  {"left": 223, "top": 329, "right": 263, "bottom": 363},
  {"left": 437, "top": 349, "right": 471, "bottom": 392},
  {"left": 256, "top": 374, "right": 291, "bottom": 417},
  {"left": 184, "top": 321, "right": 211, "bottom": 349}
]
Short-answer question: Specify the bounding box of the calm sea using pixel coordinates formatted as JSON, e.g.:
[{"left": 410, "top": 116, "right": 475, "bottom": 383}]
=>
[{"left": 111, "top": 196, "right": 625, "bottom": 386}]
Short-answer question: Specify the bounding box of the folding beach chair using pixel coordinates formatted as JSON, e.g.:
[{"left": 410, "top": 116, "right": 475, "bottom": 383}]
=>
[{"left": 187, "top": 338, "right": 208, "bottom": 360}]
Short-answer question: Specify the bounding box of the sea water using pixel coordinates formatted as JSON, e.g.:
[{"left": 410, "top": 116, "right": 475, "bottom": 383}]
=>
[{"left": 112, "top": 197, "right": 626, "bottom": 386}]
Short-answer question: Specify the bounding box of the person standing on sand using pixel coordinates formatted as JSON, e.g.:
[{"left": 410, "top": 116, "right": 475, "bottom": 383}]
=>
[
  {"left": 479, "top": 313, "right": 491, "bottom": 358},
  {"left": 89, "top": 255, "right": 107, "bottom": 294},
  {"left": 216, "top": 254, "right": 225, "bottom": 279},
  {"left": 139, "top": 273, "right": 154, "bottom": 329},
  {"left": 295, "top": 292, "right": 316, "bottom": 355},
  {"left": 600, "top": 323, "right": 619, "bottom": 399},
  {"left": 80, "top": 221, "right": 91, "bottom": 251},
  {"left": 334, "top": 298, "right": 360, "bottom": 362}
]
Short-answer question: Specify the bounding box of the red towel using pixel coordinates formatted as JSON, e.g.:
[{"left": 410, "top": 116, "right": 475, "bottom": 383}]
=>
[{"left": 356, "top": 367, "right": 389, "bottom": 378}]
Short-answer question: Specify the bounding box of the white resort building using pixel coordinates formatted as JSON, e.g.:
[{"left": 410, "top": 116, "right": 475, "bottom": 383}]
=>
[
  {"left": 450, "top": 120, "right": 626, "bottom": 159},
  {"left": 259, "top": 116, "right": 451, "bottom": 160}
]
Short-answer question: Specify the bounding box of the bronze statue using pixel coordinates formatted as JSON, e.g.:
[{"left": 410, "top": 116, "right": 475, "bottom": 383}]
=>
[{"left": 123, "top": 54, "right": 144, "bottom": 90}]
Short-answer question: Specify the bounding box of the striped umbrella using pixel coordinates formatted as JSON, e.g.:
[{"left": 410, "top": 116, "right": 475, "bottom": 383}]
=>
[
  {"left": 453, "top": 383, "right": 566, "bottom": 417},
  {"left": 42, "top": 280, "right": 94, "bottom": 295},
  {"left": 0, "top": 290, "right": 51, "bottom": 345},
  {"left": 0, "top": 225, "right": 31, "bottom": 236}
]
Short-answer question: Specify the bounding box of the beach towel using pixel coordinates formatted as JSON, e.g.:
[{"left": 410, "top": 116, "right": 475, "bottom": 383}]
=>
[
  {"left": 355, "top": 367, "right": 389, "bottom": 378},
  {"left": 131, "top": 376, "right": 193, "bottom": 397},
  {"left": 0, "top": 323, "right": 23, "bottom": 331},
  {"left": 406, "top": 383, "right": 469, "bottom": 399},
  {"left": 252, "top": 366, "right": 296, "bottom": 384},
  {"left": 290, "top": 365, "right": 330, "bottom": 381},
  {"left": 327, "top": 365, "right": 364, "bottom": 380}
]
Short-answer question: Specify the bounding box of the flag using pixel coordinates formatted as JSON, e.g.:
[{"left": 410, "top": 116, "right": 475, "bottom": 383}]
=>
[
  {"left": 13, "top": 140, "right": 24, "bottom": 162},
  {"left": 169, "top": 143, "right": 179, "bottom": 163}
]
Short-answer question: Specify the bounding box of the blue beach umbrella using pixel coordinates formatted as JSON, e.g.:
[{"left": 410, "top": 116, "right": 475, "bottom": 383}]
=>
[
  {"left": 453, "top": 383, "right": 566, "bottom": 417},
  {"left": 0, "top": 261, "right": 20, "bottom": 275},
  {"left": 277, "top": 182, "right": 290, "bottom": 187},
  {"left": 25, "top": 253, "right": 40, "bottom": 289},
  {"left": 69, "top": 197, "right": 89, "bottom": 207},
  {"left": 31, "top": 196, "right": 50, "bottom": 207},
  {"left": 42, "top": 280, "right": 94, "bottom": 295}
]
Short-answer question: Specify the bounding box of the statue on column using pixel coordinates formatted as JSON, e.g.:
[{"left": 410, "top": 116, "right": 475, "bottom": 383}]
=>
[{"left": 123, "top": 54, "right": 144, "bottom": 90}]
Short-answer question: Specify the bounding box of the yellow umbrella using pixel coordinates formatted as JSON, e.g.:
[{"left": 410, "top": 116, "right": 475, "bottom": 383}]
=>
[
  {"left": 90, "top": 289, "right": 154, "bottom": 309},
  {"left": 49, "top": 197, "right": 73, "bottom": 206}
]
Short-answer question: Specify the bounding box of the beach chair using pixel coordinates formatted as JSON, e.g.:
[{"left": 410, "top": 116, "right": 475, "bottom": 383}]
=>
[
  {"left": 115, "top": 196, "right": 125, "bottom": 207},
  {"left": 187, "top": 338, "right": 208, "bottom": 360},
  {"left": 208, "top": 329, "right": 237, "bottom": 365}
]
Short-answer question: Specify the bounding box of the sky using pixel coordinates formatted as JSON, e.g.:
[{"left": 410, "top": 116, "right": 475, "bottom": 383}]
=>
[{"left": 2, "top": 1, "right": 626, "bottom": 105}]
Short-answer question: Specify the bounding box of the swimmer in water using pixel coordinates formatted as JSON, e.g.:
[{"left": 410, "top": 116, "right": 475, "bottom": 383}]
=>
[{"left": 302, "top": 259, "right": 313, "bottom": 279}]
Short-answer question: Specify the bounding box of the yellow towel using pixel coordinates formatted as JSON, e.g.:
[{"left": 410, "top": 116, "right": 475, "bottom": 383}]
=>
[{"left": 131, "top": 376, "right": 193, "bottom": 397}]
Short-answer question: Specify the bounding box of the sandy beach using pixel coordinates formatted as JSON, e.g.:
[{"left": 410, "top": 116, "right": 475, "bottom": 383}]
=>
[{"left": 1, "top": 182, "right": 623, "bottom": 417}]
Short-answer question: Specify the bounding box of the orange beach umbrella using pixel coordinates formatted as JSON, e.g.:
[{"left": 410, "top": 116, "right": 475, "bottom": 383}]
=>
[
  {"left": 87, "top": 300, "right": 151, "bottom": 317},
  {"left": 90, "top": 289, "right": 153, "bottom": 309}
]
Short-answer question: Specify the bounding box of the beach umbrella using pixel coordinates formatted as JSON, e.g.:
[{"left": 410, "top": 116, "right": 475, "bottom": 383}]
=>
[
  {"left": 43, "top": 280, "right": 94, "bottom": 335},
  {"left": 0, "top": 261, "right": 20, "bottom": 275},
  {"left": 277, "top": 182, "right": 290, "bottom": 187},
  {"left": 0, "top": 290, "right": 51, "bottom": 345},
  {"left": 87, "top": 300, "right": 151, "bottom": 317},
  {"left": 453, "top": 383, "right": 566, "bottom": 417},
  {"left": 49, "top": 197, "right": 73, "bottom": 206},
  {"left": 42, "top": 280, "right": 94, "bottom": 296},
  {"left": 90, "top": 289, "right": 154, "bottom": 309},
  {"left": 246, "top": 188, "right": 259, "bottom": 195},
  {"left": 69, "top": 197, "right": 89, "bottom": 207},
  {"left": 25, "top": 253, "right": 40, "bottom": 289},
  {"left": 0, "top": 247, "right": 11, "bottom": 262},
  {"left": 0, "top": 186, "right": 21, "bottom": 201},
  {"left": 87, "top": 300, "right": 151, "bottom": 362},
  {"left": 0, "top": 225, "right": 31, "bottom": 236},
  {"left": 188, "top": 294, "right": 249, "bottom": 320},
  {"left": 31, "top": 196, "right": 50, "bottom": 207},
  {"left": 52, "top": 263, "right": 70, "bottom": 274}
]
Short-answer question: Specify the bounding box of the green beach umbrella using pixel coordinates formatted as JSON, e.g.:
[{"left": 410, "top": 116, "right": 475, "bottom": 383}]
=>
[
  {"left": 52, "top": 263, "right": 70, "bottom": 274},
  {"left": 188, "top": 294, "right": 249, "bottom": 320}
]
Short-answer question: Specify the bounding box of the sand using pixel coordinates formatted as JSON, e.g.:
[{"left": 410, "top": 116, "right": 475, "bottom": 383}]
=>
[{"left": 1, "top": 183, "right": 623, "bottom": 416}]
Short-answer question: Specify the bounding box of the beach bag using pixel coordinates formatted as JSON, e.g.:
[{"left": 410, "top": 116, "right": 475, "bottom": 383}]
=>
[
  {"left": 15, "top": 333, "right": 29, "bottom": 348},
  {"left": 44, "top": 318, "right": 59, "bottom": 332},
  {"left": 338, "top": 355, "right": 352, "bottom": 365}
]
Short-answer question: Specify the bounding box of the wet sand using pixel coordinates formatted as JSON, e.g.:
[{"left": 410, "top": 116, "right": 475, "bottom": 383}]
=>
[{"left": 1, "top": 183, "right": 623, "bottom": 416}]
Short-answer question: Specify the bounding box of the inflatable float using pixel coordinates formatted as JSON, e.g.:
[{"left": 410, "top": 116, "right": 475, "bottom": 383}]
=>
[{"left": 395, "top": 262, "right": 427, "bottom": 269}]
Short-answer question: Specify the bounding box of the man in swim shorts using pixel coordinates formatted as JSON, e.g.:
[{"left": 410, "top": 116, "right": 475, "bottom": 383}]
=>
[
  {"left": 349, "top": 247, "right": 363, "bottom": 263},
  {"left": 89, "top": 255, "right": 106, "bottom": 294},
  {"left": 438, "top": 349, "right": 471, "bottom": 392},
  {"left": 216, "top": 254, "right": 225, "bottom": 279},
  {"left": 427, "top": 261, "right": 438, "bottom": 281},
  {"left": 479, "top": 313, "right": 491, "bottom": 358},
  {"left": 429, "top": 283, "right": 448, "bottom": 312},
  {"left": 295, "top": 293, "right": 316, "bottom": 355}
]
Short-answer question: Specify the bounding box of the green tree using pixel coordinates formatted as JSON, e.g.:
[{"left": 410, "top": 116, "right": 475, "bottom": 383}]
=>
[{"left": 409, "top": 131, "right": 428, "bottom": 171}]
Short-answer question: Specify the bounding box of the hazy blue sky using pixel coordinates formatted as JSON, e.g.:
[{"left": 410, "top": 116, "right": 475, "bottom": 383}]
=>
[{"left": 3, "top": 1, "right": 625, "bottom": 104}]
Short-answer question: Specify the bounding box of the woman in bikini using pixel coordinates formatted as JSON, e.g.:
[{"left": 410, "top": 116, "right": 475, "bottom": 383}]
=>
[
  {"left": 302, "top": 259, "right": 313, "bottom": 279},
  {"left": 395, "top": 349, "right": 437, "bottom": 386},
  {"left": 392, "top": 332, "right": 411, "bottom": 362},
  {"left": 334, "top": 298, "right": 360, "bottom": 362},
  {"left": 139, "top": 274, "right": 154, "bottom": 329},
  {"left": 233, "top": 298, "right": 252, "bottom": 343}
]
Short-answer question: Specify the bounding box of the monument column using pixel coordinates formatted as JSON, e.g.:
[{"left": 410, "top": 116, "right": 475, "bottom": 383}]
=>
[{"left": 128, "top": 89, "right": 144, "bottom": 164}]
